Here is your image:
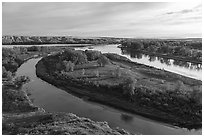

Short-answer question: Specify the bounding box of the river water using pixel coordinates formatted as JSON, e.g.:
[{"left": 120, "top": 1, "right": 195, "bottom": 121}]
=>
[{"left": 14, "top": 44, "right": 201, "bottom": 135}]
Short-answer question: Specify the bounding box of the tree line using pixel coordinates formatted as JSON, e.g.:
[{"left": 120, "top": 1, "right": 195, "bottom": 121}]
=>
[{"left": 121, "top": 40, "right": 202, "bottom": 62}]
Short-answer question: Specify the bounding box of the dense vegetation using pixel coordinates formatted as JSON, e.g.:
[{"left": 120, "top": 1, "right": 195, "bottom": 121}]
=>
[
  {"left": 36, "top": 49, "right": 202, "bottom": 129},
  {"left": 121, "top": 39, "right": 202, "bottom": 63}
]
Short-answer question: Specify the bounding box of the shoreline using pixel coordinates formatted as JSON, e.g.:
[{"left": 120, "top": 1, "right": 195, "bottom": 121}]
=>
[{"left": 120, "top": 47, "right": 202, "bottom": 64}]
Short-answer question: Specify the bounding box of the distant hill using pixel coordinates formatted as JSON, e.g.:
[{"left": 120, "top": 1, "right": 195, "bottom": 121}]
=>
[
  {"left": 165, "top": 38, "right": 202, "bottom": 42},
  {"left": 2, "top": 35, "right": 201, "bottom": 45},
  {"left": 2, "top": 36, "right": 124, "bottom": 45}
]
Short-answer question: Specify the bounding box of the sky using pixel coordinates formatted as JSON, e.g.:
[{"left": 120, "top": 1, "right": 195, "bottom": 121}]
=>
[{"left": 2, "top": 1, "right": 202, "bottom": 38}]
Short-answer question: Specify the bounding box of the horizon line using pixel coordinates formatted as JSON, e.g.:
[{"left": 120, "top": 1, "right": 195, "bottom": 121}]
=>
[{"left": 2, "top": 35, "right": 202, "bottom": 40}]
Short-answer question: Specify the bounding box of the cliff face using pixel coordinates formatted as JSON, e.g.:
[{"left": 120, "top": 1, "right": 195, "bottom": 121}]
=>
[{"left": 2, "top": 36, "right": 123, "bottom": 45}]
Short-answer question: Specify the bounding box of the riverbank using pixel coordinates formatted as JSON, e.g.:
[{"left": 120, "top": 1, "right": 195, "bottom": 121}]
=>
[
  {"left": 36, "top": 50, "right": 202, "bottom": 130},
  {"left": 120, "top": 47, "right": 202, "bottom": 64}
]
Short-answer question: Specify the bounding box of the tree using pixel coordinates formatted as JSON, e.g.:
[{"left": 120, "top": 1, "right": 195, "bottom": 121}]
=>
[
  {"left": 159, "top": 44, "right": 170, "bottom": 53},
  {"left": 95, "top": 70, "right": 99, "bottom": 77},
  {"left": 175, "top": 80, "right": 187, "bottom": 94},
  {"left": 2, "top": 66, "right": 13, "bottom": 81},
  {"left": 56, "top": 63, "right": 62, "bottom": 70},
  {"left": 63, "top": 60, "right": 75, "bottom": 72},
  {"left": 6, "top": 71, "right": 13, "bottom": 81},
  {"left": 85, "top": 50, "right": 101, "bottom": 61},
  {"left": 81, "top": 69, "right": 85, "bottom": 76},
  {"left": 2, "top": 66, "right": 7, "bottom": 78},
  {"left": 70, "top": 62, "right": 75, "bottom": 72},
  {"left": 131, "top": 41, "right": 144, "bottom": 50},
  {"left": 14, "top": 76, "right": 30, "bottom": 89},
  {"left": 27, "top": 46, "right": 40, "bottom": 52},
  {"left": 123, "top": 76, "right": 137, "bottom": 96},
  {"left": 190, "top": 86, "right": 202, "bottom": 104},
  {"left": 116, "top": 66, "right": 121, "bottom": 78},
  {"left": 76, "top": 52, "right": 88, "bottom": 65},
  {"left": 63, "top": 49, "right": 88, "bottom": 65},
  {"left": 121, "top": 40, "right": 144, "bottom": 50},
  {"left": 97, "top": 55, "right": 111, "bottom": 67}
]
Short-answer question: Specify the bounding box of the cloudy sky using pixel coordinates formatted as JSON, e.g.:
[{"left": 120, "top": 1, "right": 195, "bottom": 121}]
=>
[{"left": 2, "top": 2, "right": 202, "bottom": 38}]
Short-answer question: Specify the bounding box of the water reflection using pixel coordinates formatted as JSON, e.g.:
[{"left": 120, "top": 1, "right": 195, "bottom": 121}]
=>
[{"left": 121, "top": 49, "right": 202, "bottom": 71}]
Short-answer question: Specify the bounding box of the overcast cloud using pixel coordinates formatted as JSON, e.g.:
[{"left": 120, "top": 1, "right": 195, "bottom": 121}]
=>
[{"left": 2, "top": 2, "right": 202, "bottom": 38}]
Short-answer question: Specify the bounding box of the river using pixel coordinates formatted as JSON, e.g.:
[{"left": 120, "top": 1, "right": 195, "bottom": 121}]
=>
[{"left": 15, "top": 44, "right": 201, "bottom": 135}]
